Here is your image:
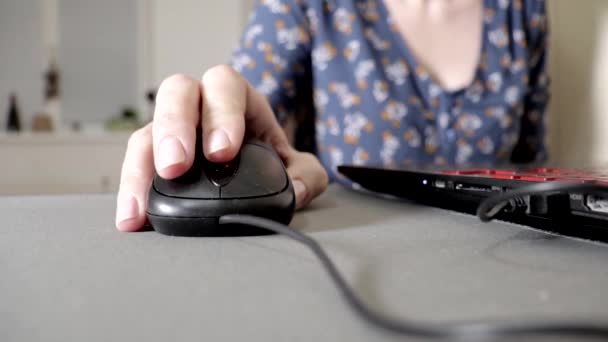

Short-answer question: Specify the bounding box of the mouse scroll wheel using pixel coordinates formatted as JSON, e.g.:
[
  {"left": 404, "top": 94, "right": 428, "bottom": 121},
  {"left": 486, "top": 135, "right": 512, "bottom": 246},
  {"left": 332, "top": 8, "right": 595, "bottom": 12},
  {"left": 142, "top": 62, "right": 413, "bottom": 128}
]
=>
[{"left": 206, "top": 156, "right": 239, "bottom": 187}]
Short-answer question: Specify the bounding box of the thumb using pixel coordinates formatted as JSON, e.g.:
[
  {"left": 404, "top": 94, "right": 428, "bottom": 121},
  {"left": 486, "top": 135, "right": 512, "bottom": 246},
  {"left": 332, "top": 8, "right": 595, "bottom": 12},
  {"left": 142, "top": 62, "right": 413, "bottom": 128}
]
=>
[{"left": 285, "top": 150, "right": 329, "bottom": 210}]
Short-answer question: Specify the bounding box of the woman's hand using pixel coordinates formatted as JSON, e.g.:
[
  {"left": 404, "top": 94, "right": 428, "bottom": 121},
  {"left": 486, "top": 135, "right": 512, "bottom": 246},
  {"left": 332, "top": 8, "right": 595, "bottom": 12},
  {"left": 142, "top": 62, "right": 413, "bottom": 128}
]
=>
[{"left": 115, "top": 65, "right": 328, "bottom": 231}]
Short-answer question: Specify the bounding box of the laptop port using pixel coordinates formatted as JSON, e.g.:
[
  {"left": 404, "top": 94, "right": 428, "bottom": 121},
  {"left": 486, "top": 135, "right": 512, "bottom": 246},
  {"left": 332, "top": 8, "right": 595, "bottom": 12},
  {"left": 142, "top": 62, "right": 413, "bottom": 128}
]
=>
[
  {"left": 585, "top": 195, "right": 608, "bottom": 215},
  {"left": 434, "top": 180, "right": 446, "bottom": 189},
  {"left": 454, "top": 183, "right": 500, "bottom": 193}
]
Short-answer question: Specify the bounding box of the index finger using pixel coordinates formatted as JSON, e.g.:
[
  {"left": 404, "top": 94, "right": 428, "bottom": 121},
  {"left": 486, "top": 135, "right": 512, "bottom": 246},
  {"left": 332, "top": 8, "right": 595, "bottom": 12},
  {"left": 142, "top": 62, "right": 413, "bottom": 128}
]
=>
[{"left": 153, "top": 74, "right": 201, "bottom": 179}]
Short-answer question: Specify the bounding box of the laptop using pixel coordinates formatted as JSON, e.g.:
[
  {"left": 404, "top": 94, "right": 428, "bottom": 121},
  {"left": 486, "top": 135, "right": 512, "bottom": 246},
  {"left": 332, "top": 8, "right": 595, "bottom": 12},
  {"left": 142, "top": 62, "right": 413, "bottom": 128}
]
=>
[{"left": 337, "top": 163, "right": 608, "bottom": 243}]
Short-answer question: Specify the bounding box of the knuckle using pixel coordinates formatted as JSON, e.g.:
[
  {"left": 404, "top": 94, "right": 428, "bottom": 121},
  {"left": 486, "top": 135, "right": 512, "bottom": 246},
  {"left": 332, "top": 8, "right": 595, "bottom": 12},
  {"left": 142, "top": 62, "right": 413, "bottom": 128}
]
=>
[
  {"left": 317, "top": 169, "right": 329, "bottom": 191},
  {"left": 154, "top": 75, "right": 200, "bottom": 125},
  {"left": 154, "top": 105, "right": 195, "bottom": 130},
  {"left": 206, "top": 98, "right": 244, "bottom": 117},
  {"left": 202, "top": 64, "right": 238, "bottom": 84},
  {"left": 157, "top": 74, "right": 198, "bottom": 101},
  {"left": 120, "top": 167, "right": 149, "bottom": 188},
  {"left": 301, "top": 152, "right": 322, "bottom": 166},
  {"left": 155, "top": 110, "right": 180, "bottom": 127},
  {"left": 296, "top": 152, "right": 329, "bottom": 191},
  {"left": 127, "top": 125, "right": 152, "bottom": 149},
  {"left": 160, "top": 73, "right": 193, "bottom": 90},
  {"left": 127, "top": 167, "right": 147, "bottom": 181},
  {"left": 307, "top": 154, "right": 329, "bottom": 189},
  {"left": 320, "top": 169, "right": 329, "bottom": 188},
  {"left": 301, "top": 152, "right": 316, "bottom": 159}
]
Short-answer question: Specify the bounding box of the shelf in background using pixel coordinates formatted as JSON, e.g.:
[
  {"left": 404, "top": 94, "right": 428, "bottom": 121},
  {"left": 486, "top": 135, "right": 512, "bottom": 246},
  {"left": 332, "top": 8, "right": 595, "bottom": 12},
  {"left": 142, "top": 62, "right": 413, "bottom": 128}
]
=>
[
  {"left": 0, "top": 130, "right": 133, "bottom": 145},
  {"left": 0, "top": 130, "right": 133, "bottom": 195}
]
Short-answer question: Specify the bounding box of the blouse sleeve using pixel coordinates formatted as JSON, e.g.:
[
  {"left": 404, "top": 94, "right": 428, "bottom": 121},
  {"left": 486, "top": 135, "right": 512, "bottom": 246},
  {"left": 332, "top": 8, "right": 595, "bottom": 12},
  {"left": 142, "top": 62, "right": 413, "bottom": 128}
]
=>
[
  {"left": 229, "top": 0, "right": 314, "bottom": 128},
  {"left": 511, "top": 0, "right": 550, "bottom": 163}
]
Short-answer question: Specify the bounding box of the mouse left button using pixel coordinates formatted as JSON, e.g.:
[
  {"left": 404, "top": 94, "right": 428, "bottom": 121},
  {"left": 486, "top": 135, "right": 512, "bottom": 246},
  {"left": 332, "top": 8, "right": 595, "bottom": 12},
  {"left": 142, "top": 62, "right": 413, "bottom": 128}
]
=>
[{"left": 152, "top": 165, "right": 220, "bottom": 199}]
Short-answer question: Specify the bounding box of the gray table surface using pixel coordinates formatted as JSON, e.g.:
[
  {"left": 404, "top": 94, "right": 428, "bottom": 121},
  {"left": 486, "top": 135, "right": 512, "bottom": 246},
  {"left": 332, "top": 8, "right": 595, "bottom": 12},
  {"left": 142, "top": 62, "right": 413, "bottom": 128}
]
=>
[{"left": 2, "top": 185, "right": 608, "bottom": 342}]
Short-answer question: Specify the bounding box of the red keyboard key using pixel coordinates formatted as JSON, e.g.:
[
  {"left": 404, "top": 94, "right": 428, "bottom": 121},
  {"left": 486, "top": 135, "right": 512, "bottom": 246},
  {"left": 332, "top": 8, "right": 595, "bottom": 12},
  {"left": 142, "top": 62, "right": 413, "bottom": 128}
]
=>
[
  {"left": 441, "top": 167, "right": 608, "bottom": 182},
  {"left": 442, "top": 169, "right": 494, "bottom": 175},
  {"left": 492, "top": 174, "right": 516, "bottom": 179},
  {"left": 548, "top": 168, "right": 578, "bottom": 175},
  {"left": 494, "top": 169, "right": 518, "bottom": 175},
  {"left": 515, "top": 175, "right": 557, "bottom": 181},
  {"left": 524, "top": 167, "right": 558, "bottom": 174}
]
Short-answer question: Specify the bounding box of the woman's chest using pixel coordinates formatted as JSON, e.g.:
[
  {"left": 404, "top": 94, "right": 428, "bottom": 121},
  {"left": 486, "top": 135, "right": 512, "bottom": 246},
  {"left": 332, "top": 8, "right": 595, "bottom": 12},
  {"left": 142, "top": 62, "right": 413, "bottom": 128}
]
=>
[
  {"left": 307, "top": 0, "right": 530, "bottom": 117},
  {"left": 308, "top": 26, "right": 529, "bottom": 166},
  {"left": 381, "top": 0, "right": 484, "bottom": 92}
]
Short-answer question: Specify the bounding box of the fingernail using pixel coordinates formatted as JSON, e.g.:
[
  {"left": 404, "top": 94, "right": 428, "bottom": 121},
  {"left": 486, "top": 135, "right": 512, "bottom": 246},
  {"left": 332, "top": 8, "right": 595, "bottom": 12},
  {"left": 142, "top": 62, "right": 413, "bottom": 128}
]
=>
[
  {"left": 116, "top": 193, "right": 139, "bottom": 229},
  {"left": 208, "top": 129, "right": 231, "bottom": 155},
  {"left": 158, "top": 136, "right": 186, "bottom": 170},
  {"left": 293, "top": 180, "right": 308, "bottom": 206}
]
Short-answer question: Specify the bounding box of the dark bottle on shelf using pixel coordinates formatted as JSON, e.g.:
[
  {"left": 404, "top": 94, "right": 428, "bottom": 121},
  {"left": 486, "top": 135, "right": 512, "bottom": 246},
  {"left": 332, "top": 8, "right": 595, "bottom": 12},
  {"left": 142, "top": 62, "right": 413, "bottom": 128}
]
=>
[{"left": 6, "top": 93, "right": 21, "bottom": 132}]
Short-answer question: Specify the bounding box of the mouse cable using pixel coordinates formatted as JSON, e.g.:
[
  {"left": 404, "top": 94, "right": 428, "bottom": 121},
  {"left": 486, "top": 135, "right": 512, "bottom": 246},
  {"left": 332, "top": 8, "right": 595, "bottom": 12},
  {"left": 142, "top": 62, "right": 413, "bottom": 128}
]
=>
[{"left": 219, "top": 213, "right": 608, "bottom": 340}]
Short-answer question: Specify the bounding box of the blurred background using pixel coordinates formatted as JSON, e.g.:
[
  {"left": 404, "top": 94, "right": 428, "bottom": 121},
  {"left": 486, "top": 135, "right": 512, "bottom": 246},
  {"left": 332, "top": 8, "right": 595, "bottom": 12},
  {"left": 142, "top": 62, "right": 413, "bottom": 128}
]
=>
[
  {"left": 0, "top": 0, "right": 607, "bottom": 195},
  {"left": 0, "top": 0, "right": 254, "bottom": 195}
]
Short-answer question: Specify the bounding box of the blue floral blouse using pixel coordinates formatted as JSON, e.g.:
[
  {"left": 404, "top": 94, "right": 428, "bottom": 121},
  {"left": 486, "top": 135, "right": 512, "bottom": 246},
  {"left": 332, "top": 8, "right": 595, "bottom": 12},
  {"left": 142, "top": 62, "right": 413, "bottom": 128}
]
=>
[{"left": 230, "top": 0, "right": 550, "bottom": 184}]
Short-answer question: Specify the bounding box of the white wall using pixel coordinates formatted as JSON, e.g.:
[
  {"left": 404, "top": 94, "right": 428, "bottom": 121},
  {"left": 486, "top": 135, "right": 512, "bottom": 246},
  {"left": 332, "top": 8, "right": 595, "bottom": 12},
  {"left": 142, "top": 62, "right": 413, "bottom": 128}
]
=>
[
  {"left": 547, "top": 0, "right": 608, "bottom": 165},
  {"left": 0, "top": 0, "right": 255, "bottom": 129},
  {"left": 0, "top": 1, "right": 45, "bottom": 129},
  {"left": 0, "top": 0, "right": 141, "bottom": 128},
  {"left": 58, "top": 0, "right": 139, "bottom": 124},
  {"left": 151, "top": 0, "right": 250, "bottom": 85}
]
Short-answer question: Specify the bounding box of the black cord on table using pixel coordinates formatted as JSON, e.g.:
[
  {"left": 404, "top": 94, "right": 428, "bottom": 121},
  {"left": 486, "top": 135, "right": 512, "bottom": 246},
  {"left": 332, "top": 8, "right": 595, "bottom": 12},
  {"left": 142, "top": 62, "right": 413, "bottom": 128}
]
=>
[
  {"left": 477, "top": 182, "right": 608, "bottom": 222},
  {"left": 220, "top": 199, "right": 608, "bottom": 340}
]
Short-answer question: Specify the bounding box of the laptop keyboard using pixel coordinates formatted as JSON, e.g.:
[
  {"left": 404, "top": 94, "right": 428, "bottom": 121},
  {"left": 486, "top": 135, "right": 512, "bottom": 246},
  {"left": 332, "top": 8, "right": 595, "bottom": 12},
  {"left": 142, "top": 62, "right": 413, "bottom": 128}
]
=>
[{"left": 441, "top": 167, "right": 608, "bottom": 184}]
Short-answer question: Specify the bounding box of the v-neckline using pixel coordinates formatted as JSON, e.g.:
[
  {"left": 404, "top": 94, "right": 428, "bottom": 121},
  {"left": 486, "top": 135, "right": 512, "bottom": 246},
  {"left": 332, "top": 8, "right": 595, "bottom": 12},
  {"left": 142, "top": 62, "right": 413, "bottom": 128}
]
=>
[{"left": 375, "top": 0, "right": 490, "bottom": 97}]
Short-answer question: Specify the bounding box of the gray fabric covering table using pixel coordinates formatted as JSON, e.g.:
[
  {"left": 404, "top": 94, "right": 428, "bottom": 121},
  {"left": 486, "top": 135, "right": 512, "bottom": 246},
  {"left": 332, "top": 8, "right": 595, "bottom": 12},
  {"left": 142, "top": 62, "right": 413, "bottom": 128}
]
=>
[{"left": 2, "top": 185, "right": 608, "bottom": 342}]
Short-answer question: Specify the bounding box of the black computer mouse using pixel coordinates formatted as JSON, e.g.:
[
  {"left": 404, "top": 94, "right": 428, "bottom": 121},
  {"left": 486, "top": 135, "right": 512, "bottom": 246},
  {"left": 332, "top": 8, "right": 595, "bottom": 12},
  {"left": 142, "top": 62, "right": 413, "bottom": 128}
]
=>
[{"left": 146, "top": 135, "right": 295, "bottom": 237}]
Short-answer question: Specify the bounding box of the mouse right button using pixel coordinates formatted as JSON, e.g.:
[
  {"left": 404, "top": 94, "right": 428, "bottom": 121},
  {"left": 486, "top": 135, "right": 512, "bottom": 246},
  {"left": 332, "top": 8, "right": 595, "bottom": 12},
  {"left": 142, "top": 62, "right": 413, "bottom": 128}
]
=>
[{"left": 220, "top": 143, "right": 287, "bottom": 198}]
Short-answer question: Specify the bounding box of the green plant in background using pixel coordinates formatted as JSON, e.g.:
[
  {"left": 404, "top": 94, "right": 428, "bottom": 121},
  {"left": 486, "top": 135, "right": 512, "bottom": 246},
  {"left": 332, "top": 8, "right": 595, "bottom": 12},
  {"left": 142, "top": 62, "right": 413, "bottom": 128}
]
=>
[{"left": 105, "top": 106, "right": 142, "bottom": 131}]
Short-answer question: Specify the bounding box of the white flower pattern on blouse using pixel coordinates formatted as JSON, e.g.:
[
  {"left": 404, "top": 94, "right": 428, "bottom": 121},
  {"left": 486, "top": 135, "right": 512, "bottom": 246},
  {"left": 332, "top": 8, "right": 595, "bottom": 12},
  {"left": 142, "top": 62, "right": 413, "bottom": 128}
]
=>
[{"left": 230, "top": 0, "right": 550, "bottom": 184}]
